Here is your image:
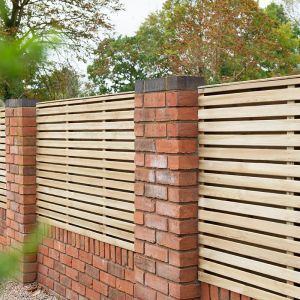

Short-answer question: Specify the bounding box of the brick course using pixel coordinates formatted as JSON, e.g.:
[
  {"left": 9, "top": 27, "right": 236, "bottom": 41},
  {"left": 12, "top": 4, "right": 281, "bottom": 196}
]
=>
[{"left": 37, "top": 226, "right": 135, "bottom": 300}]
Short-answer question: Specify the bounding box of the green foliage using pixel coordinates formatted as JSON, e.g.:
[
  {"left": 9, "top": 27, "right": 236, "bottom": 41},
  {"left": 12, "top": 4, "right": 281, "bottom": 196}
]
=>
[
  {"left": 0, "top": 225, "right": 46, "bottom": 282},
  {"left": 88, "top": 0, "right": 300, "bottom": 92}
]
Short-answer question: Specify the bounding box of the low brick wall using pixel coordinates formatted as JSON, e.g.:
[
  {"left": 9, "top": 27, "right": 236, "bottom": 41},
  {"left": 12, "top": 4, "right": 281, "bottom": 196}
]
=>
[{"left": 37, "top": 226, "right": 135, "bottom": 300}]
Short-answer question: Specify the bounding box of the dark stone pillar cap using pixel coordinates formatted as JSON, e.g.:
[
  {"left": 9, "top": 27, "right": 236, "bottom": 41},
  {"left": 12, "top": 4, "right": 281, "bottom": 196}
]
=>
[
  {"left": 135, "top": 76, "right": 205, "bottom": 93},
  {"left": 5, "top": 99, "right": 38, "bottom": 108}
]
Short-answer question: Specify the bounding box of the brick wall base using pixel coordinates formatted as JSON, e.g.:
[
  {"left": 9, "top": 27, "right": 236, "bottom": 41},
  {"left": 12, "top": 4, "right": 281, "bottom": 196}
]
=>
[
  {"left": 0, "top": 207, "right": 6, "bottom": 250},
  {"left": 37, "top": 226, "right": 135, "bottom": 300},
  {"left": 201, "top": 283, "right": 253, "bottom": 300}
]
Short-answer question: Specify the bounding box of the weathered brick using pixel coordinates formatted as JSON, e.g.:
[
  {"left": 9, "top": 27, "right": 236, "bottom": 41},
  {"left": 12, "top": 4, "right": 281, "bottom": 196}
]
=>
[
  {"left": 144, "top": 92, "right": 166, "bottom": 108},
  {"left": 145, "top": 184, "right": 167, "bottom": 200}
]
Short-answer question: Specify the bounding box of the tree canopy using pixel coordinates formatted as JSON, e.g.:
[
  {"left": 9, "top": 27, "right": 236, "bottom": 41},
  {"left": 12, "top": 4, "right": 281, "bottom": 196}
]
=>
[{"left": 88, "top": 0, "right": 300, "bottom": 92}]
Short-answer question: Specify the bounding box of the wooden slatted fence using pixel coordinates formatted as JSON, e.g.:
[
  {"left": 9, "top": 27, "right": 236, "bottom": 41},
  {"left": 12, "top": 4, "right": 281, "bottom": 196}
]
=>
[
  {"left": 198, "top": 75, "right": 300, "bottom": 299},
  {"left": 0, "top": 108, "right": 5, "bottom": 209},
  {"left": 36, "top": 93, "right": 135, "bottom": 250}
]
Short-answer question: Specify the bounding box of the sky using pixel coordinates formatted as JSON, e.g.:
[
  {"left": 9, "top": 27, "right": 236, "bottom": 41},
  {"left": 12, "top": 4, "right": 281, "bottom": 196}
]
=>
[{"left": 111, "top": 0, "right": 274, "bottom": 36}]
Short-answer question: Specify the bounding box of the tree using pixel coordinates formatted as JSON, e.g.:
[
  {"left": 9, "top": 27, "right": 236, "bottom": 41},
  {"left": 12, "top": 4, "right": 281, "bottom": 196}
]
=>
[
  {"left": 88, "top": 35, "right": 169, "bottom": 94},
  {"left": 30, "top": 65, "right": 81, "bottom": 101},
  {"left": 88, "top": 0, "right": 300, "bottom": 91},
  {"left": 0, "top": 0, "right": 122, "bottom": 100}
]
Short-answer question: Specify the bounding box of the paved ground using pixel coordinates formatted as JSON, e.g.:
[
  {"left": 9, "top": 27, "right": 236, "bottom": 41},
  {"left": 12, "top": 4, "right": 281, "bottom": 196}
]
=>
[{"left": 0, "top": 281, "right": 58, "bottom": 300}]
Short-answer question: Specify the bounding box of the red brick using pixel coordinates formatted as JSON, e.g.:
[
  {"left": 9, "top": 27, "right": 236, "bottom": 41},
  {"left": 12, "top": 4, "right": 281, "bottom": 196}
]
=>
[
  {"left": 135, "top": 268, "right": 144, "bottom": 284},
  {"left": 79, "top": 272, "right": 93, "bottom": 288},
  {"left": 109, "top": 288, "right": 126, "bottom": 300},
  {"left": 168, "top": 187, "right": 198, "bottom": 203},
  {"left": 60, "top": 253, "right": 72, "bottom": 266},
  {"left": 144, "top": 92, "right": 166, "bottom": 107},
  {"left": 135, "top": 239, "right": 145, "bottom": 254},
  {"left": 72, "top": 281, "right": 85, "bottom": 296},
  {"left": 157, "top": 232, "right": 197, "bottom": 250},
  {"left": 168, "top": 155, "right": 198, "bottom": 170},
  {"left": 86, "top": 264, "right": 99, "bottom": 280},
  {"left": 134, "top": 211, "right": 144, "bottom": 225},
  {"left": 108, "top": 262, "right": 125, "bottom": 279},
  {"left": 66, "top": 245, "right": 79, "bottom": 258},
  {"left": 156, "top": 202, "right": 197, "bottom": 219},
  {"left": 100, "top": 271, "right": 116, "bottom": 287},
  {"left": 145, "top": 124, "right": 166, "bottom": 137},
  {"left": 135, "top": 168, "right": 155, "bottom": 183},
  {"left": 145, "top": 273, "right": 168, "bottom": 295},
  {"left": 156, "top": 107, "right": 197, "bottom": 121},
  {"left": 167, "top": 123, "right": 198, "bottom": 137},
  {"left": 135, "top": 139, "right": 156, "bottom": 152},
  {"left": 156, "top": 170, "right": 197, "bottom": 186},
  {"left": 156, "top": 139, "right": 197, "bottom": 154},
  {"left": 43, "top": 256, "right": 54, "bottom": 269},
  {"left": 135, "top": 182, "right": 144, "bottom": 195},
  {"left": 135, "top": 226, "right": 155, "bottom": 243},
  {"left": 145, "top": 243, "right": 168, "bottom": 262},
  {"left": 135, "top": 124, "right": 144, "bottom": 137},
  {"left": 169, "top": 219, "right": 198, "bottom": 235},
  {"left": 231, "top": 292, "right": 241, "bottom": 300},
  {"left": 220, "top": 288, "right": 230, "bottom": 300},
  {"left": 135, "top": 283, "right": 156, "bottom": 300},
  {"left": 66, "top": 266, "right": 79, "bottom": 281},
  {"left": 135, "top": 153, "right": 145, "bottom": 166},
  {"left": 93, "top": 256, "right": 108, "bottom": 271},
  {"left": 135, "top": 94, "right": 144, "bottom": 107},
  {"left": 156, "top": 262, "right": 197, "bottom": 283},
  {"left": 145, "top": 154, "right": 167, "bottom": 169},
  {"left": 201, "top": 283, "right": 210, "bottom": 300},
  {"left": 66, "top": 289, "right": 79, "bottom": 300},
  {"left": 72, "top": 258, "right": 85, "bottom": 272},
  {"left": 169, "top": 282, "right": 200, "bottom": 299},
  {"left": 145, "top": 214, "right": 168, "bottom": 231},
  {"left": 125, "top": 269, "right": 135, "bottom": 282},
  {"left": 135, "top": 255, "right": 155, "bottom": 273},
  {"left": 86, "top": 288, "right": 101, "bottom": 300},
  {"left": 93, "top": 280, "right": 108, "bottom": 296},
  {"left": 135, "top": 196, "right": 155, "bottom": 212},
  {"left": 145, "top": 184, "right": 167, "bottom": 200},
  {"left": 54, "top": 282, "right": 66, "bottom": 297},
  {"left": 211, "top": 285, "right": 219, "bottom": 300},
  {"left": 169, "top": 250, "right": 198, "bottom": 267},
  {"left": 54, "top": 260, "right": 66, "bottom": 274},
  {"left": 60, "top": 274, "right": 72, "bottom": 288},
  {"left": 166, "top": 91, "right": 198, "bottom": 107},
  {"left": 116, "top": 278, "right": 134, "bottom": 295},
  {"left": 79, "top": 250, "right": 92, "bottom": 264},
  {"left": 134, "top": 108, "right": 156, "bottom": 122},
  {"left": 241, "top": 296, "right": 251, "bottom": 300}
]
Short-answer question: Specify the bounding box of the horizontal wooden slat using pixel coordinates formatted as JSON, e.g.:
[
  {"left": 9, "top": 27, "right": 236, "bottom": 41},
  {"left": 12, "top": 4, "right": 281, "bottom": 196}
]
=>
[
  {"left": 199, "top": 147, "right": 300, "bottom": 162},
  {"left": 38, "top": 99, "right": 134, "bottom": 115},
  {"left": 37, "top": 131, "right": 135, "bottom": 140},
  {"left": 199, "top": 222, "right": 300, "bottom": 254},
  {"left": 199, "top": 209, "right": 300, "bottom": 239},
  {"left": 37, "top": 148, "right": 134, "bottom": 161},
  {"left": 37, "top": 156, "right": 134, "bottom": 171},
  {"left": 37, "top": 163, "right": 134, "bottom": 182},
  {"left": 38, "top": 216, "right": 134, "bottom": 251},
  {"left": 199, "top": 260, "right": 299, "bottom": 299},
  {"left": 38, "top": 121, "right": 133, "bottom": 131},
  {"left": 200, "top": 248, "right": 300, "bottom": 284},
  {"left": 199, "top": 87, "right": 300, "bottom": 107},
  {"left": 38, "top": 110, "right": 133, "bottom": 123},
  {"left": 199, "top": 103, "right": 300, "bottom": 119},
  {"left": 199, "top": 119, "right": 300, "bottom": 132},
  {"left": 37, "top": 140, "right": 134, "bottom": 150},
  {"left": 199, "top": 134, "right": 300, "bottom": 146},
  {"left": 199, "top": 160, "right": 300, "bottom": 178},
  {"left": 199, "top": 235, "right": 300, "bottom": 269},
  {"left": 199, "top": 197, "right": 300, "bottom": 223},
  {"left": 199, "top": 172, "right": 300, "bottom": 194}
]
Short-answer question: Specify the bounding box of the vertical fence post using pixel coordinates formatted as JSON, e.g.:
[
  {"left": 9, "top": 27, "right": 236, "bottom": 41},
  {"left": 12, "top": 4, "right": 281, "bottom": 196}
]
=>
[
  {"left": 134, "top": 76, "right": 204, "bottom": 299},
  {"left": 5, "top": 99, "right": 38, "bottom": 283}
]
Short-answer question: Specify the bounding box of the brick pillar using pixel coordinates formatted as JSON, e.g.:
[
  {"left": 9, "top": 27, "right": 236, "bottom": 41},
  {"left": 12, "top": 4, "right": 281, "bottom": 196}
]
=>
[
  {"left": 5, "top": 99, "right": 38, "bottom": 283},
  {"left": 134, "top": 76, "right": 204, "bottom": 300}
]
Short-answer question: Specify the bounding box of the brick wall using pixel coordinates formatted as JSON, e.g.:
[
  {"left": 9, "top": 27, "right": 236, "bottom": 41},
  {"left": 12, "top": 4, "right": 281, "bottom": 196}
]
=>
[
  {"left": 38, "top": 226, "right": 134, "bottom": 300},
  {"left": 134, "top": 77, "right": 203, "bottom": 300}
]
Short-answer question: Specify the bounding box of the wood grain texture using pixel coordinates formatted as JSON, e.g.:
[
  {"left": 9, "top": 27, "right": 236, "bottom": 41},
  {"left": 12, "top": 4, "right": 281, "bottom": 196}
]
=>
[
  {"left": 198, "top": 79, "right": 300, "bottom": 299},
  {"left": 36, "top": 93, "right": 135, "bottom": 250}
]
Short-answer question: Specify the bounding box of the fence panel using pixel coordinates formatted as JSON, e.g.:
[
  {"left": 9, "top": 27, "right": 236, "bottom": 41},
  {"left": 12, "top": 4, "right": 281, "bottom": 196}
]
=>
[
  {"left": 198, "top": 75, "right": 300, "bottom": 299},
  {"left": 0, "top": 108, "right": 5, "bottom": 209},
  {"left": 36, "top": 93, "right": 135, "bottom": 250}
]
